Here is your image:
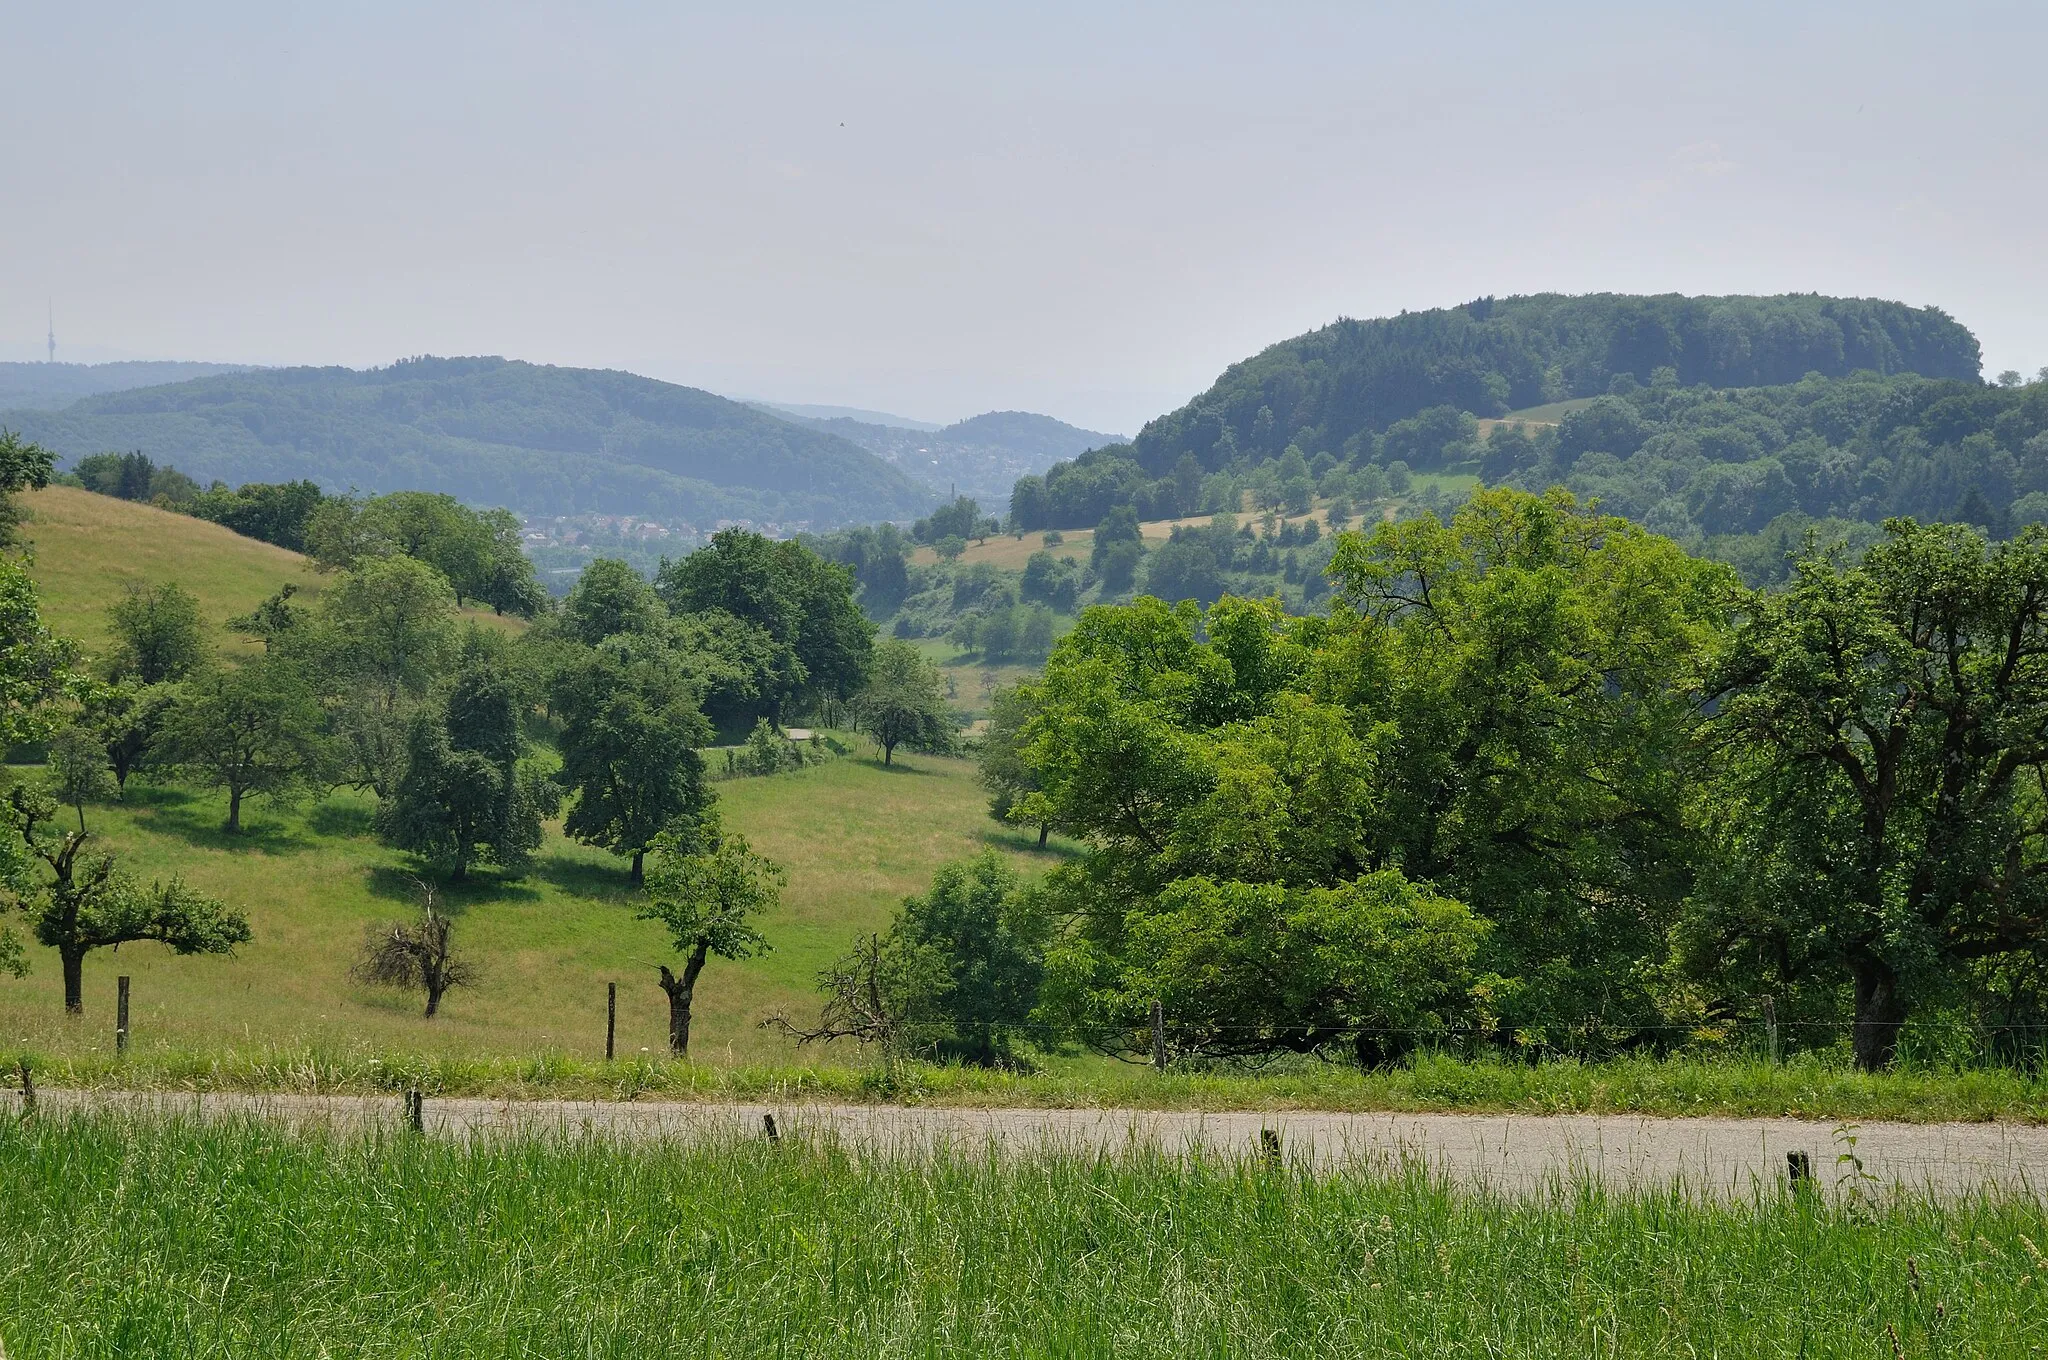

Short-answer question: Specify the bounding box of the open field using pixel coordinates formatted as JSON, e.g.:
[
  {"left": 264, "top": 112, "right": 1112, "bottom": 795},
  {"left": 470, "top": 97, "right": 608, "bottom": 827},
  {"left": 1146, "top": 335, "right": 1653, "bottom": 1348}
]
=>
[
  {"left": 3, "top": 1111, "right": 2043, "bottom": 1357},
  {"left": 0, "top": 753, "right": 1065, "bottom": 1066}
]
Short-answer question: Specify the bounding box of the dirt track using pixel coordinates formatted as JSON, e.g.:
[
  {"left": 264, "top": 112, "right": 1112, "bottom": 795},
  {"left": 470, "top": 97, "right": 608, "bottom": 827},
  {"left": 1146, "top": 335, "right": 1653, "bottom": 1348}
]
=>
[{"left": 11, "top": 1088, "right": 2048, "bottom": 1201}]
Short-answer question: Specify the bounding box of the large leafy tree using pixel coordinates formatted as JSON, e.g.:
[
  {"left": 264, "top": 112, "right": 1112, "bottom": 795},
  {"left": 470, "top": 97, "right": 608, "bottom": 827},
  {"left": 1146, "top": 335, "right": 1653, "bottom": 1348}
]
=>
[
  {"left": 1696, "top": 520, "right": 2048, "bottom": 1070},
  {"left": 852, "top": 640, "right": 955, "bottom": 765},
  {"left": 551, "top": 633, "right": 712, "bottom": 884},
  {"left": 656, "top": 529, "right": 874, "bottom": 715},
  {"left": 0, "top": 784, "right": 249, "bottom": 1013},
  {"left": 0, "top": 429, "right": 54, "bottom": 549},
  {"left": 159, "top": 655, "right": 330, "bottom": 833},
  {"left": 978, "top": 684, "right": 1053, "bottom": 847},
  {"left": 1322, "top": 487, "right": 1733, "bottom": 1031},
  {"left": 638, "top": 817, "right": 782, "bottom": 1056}
]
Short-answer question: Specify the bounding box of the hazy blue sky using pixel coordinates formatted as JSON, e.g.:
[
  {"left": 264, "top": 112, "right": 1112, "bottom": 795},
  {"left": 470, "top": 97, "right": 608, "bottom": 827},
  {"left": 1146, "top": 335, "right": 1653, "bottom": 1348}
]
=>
[{"left": 4, "top": 2, "right": 2043, "bottom": 432}]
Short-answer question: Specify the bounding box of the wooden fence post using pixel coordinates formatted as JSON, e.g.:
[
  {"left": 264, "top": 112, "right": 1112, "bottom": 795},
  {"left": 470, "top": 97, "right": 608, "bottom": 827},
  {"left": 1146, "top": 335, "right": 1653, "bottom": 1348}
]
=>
[
  {"left": 16, "top": 1059, "right": 32, "bottom": 1119},
  {"left": 763, "top": 1113, "right": 780, "bottom": 1142},
  {"left": 1260, "top": 1128, "right": 1281, "bottom": 1168},
  {"left": 606, "top": 982, "right": 617, "bottom": 1062},
  {"left": 406, "top": 1088, "right": 424, "bottom": 1133},
  {"left": 117, "top": 975, "right": 130, "bottom": 1056},
  {"left": 1786, "top": 1150, "right": 1811, "bottom": 1187},
  {"left": 1150, "top": 999, "right": 1166, "bottom": 1070}
]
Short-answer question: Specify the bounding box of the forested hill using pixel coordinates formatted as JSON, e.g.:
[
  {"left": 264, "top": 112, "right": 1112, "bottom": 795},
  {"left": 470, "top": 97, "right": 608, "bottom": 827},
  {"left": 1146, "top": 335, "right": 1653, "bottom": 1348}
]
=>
[
  {"left": 0, "top": 360, "right": 258, "bottom": 410},
  {"left": 1131, "top": 294, "right": 1979, "bottom": 475},
  {"left": 0, "top": 357, "right": 934, "bottom": 531},
  {"left": 776, "top": 407, "right": 1125, "bottom": 505}
]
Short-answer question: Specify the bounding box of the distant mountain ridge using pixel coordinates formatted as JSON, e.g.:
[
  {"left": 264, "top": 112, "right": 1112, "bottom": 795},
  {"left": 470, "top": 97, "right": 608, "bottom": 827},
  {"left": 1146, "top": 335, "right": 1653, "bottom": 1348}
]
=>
[
  {"left": 775, "top": 407, "right": 1126, "bottom": 505},
  {"left": 0, "top": 360, "right": 259, "bottom": 410},
  {"left": 749, "top": 400, "right": 943, "bottom": 431},
  {"left": 1, "top": 357, "right": 934, "bottom": 531}
]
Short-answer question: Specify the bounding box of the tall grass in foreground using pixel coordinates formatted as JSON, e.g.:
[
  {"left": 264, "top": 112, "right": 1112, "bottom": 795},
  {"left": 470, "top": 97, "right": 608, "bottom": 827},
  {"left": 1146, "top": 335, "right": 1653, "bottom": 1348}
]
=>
[
  {"left": 1, "top": 1113, "right": 2044, "bottom": 1357},
  {"left": 17, "top": 1044, "right": 2048, "bottom": 1122}
]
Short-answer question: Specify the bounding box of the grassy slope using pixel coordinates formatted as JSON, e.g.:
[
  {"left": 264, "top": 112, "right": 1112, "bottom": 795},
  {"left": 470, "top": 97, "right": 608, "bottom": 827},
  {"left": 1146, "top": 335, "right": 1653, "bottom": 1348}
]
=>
[
  {"left": 0, "top": 754, "right": 1063, "bottom": 1065},
  {"left": 18, "top": 485, "right": 520, "bottom": 654},
  {"left": 20, "top": 485, "right": 324, "bottom": 654}
]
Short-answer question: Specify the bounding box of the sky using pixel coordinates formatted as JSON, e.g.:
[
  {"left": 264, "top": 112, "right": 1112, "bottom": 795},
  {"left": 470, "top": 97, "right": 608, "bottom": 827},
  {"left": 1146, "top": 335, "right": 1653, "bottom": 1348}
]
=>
[{"left": 3, "top": 1, "right": 2044, "bottom": 434}]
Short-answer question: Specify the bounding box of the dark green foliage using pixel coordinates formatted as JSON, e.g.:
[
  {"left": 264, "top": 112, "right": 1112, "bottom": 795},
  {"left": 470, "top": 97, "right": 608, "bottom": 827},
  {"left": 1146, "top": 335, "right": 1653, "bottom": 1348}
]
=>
[
  {"left": 550, "top": 634, "right": 713, "bottom": 885},
  {"left": 104, "top": 581, "right": 207, "bottom": 684},
  {"left": 1008, "top": 294, "right": 1982, "bottom": 531},
  {"left": 377, "top": 644, "right": 545, "bottom": 882},
  {"left": 913, "top": 496, "right": 996, "bottom": 544},
  {"left": 1695, "top": 521, "right": 2048, "bottom": 1070},
  {"left": 804, "top": 522, "right": 913, "bottom": 613},
  {"left": 655, "top": 528, "right": 874, "bottom": 711},
  {"left": 188, "top": 478, "right": 328, "bottom": 551},
  {"left": 560, "top": 558, "right": 664, "bottom": 645},
  {"left": 1143, "top": 535, "right": 1225, "bottom": 605},
  {"left": 978, "top": 684, "right": 1051, "bottom": 846},
  {"left": 3, "top": 356, "right": 933, "bottom": 528}
]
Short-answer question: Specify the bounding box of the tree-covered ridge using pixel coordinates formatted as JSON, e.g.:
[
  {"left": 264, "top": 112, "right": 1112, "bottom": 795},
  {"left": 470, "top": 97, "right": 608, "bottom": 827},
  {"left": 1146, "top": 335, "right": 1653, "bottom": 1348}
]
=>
[
  {"left": 1009, "top": 294, "right": 1984, "bottom": 531},
  {"left": 775, "top": 407, "right": 1125, "bottom": 505},
  {"left": 1134, "top": 293, "right": 1979, "bottom": 471},
  {"left": 2, "top": 357, "right": 935, "bottom": 531}
]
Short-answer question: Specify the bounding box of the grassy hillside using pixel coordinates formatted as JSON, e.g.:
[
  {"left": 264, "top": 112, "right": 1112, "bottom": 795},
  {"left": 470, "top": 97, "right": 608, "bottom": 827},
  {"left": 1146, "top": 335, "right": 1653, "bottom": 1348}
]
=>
[
  {"left": 20, "top": 485, "right": 324, "bottom": 653},
  {"left": 18, "top": 486, "right": 517, "bottom": 655},
  {"left": 0, "top": 751, "right": 1065, "bottom": 1065},
  {"left": 2, "top": 357, "right": 935, "bottom": 532}
]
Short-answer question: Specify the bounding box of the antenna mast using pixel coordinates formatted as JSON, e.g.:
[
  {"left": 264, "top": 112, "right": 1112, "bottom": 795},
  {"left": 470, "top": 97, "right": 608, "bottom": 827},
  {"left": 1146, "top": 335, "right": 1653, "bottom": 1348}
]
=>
[{"left": 46, "top": 301, "right": 55, "bottom": 364}]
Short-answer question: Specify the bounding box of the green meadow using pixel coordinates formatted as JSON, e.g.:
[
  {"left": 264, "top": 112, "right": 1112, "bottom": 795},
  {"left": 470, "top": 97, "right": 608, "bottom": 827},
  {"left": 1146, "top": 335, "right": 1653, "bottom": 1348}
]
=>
[{"left": 3, "top": 1111, "right": 2044, "bottom": 1358}]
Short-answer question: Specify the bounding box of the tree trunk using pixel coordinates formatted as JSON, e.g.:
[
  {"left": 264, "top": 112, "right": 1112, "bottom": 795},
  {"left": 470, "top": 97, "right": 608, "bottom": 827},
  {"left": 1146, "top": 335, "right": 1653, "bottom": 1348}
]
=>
[
  {"left": 658, "top": 940, "right": 712, "bottom": 1056},
  {"left": 1852, "top": 956, "right": 1907, "bottom": 1072},
  {"left": 225, "top": 785, "right": 243, "bottom": 835},
  {"left": 450, "top": 852, "right": 467, "bottom": 884},
  {"left": 424, "top": 980, "right": 443, "bottom": 1018},
  {"left": 1037, "top": 824, "right": 1048, "bottom": 849},
  {"left": 61, "top": 948, "right": 85, "bottom": 1016},
  {"left": 630, "top": 849, "right": 645, "bottom": 887},
  {"left": 883, "top": 740, "right": 895, "bottom": 766}
]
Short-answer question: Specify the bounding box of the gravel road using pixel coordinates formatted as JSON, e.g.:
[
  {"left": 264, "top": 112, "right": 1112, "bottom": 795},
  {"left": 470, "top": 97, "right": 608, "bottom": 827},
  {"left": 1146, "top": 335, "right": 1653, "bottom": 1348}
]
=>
[{"left": 10, "top": 1088, "right": 2046, "bottom": 1201}]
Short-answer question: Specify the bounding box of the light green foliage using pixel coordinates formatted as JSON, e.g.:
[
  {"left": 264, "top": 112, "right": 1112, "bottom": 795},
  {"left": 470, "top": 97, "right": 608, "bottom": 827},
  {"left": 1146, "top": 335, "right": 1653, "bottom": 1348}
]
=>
[
  {"left": 43, "top": 723, "right": 115, "bottom": 830},
  {"left": 640, "top": 820, "right": 783, "bottom": 1054},
  {"left": 103, "top": 580, "right": 207, "bottom": 684},
  {"left": 978, "top": 684, "right": 1050, "bottom": 845},
  {"left": 0, "top": 783, "right": 248, "bottom": 1009},
  {"left": 303, "top": 491, "right": 544, "bottom": 617},
  {"left": 1695, "top": 520, "right": 2048, "bottom": 1069},
  {"left": 0, "top": 551, "right": 78, "bottom": 749},
  {"left": 852, "top": 640, "right": 956, "bottom": 765},
  {"left": 819, "top": 851, "right": 1049, "bottom": 1065},
  {"left": 0, "top": 427, "right": 54, "bottom": 548},
  {"left": 158, "top": 654, "right": 331, "bottom": 834}
]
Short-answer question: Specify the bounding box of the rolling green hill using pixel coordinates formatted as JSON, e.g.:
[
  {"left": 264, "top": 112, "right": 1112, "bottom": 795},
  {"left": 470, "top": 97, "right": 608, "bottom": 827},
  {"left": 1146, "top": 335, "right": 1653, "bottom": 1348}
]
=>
[
  {"left": 0, "top": 360, "right": 257, "bottom": 410},
  {"left": 2, "top": 357, "right": 937, "bottom": 532}
]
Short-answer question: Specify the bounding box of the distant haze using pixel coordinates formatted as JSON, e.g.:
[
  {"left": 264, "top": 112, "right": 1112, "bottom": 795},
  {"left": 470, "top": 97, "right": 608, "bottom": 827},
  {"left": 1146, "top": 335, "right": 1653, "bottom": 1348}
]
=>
[{"left": 4, "top": 3, "right": 2045, "bottom": 433}]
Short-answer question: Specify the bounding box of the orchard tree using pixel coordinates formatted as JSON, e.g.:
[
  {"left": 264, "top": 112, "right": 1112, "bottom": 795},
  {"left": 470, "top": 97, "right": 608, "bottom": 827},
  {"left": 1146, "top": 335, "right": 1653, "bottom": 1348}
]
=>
[
  {"left": 852, "top": 640, "right": 955, "bottom": 765},
  {"left": 1698, "top": 521, "right": 2048, "bottom": 1070},
  {"left": 552, "top": 634, "right": 712, "bottom": 884},
  {"left": 104, "top": 581, "right": 207, "bottom": 685},
  {"left": 978, "top": 683, "right": 1053, "bottom": 847},
  {"left": 0, "top": 784, "right": 249, "bottom": 1013},
  {"left": 377, "top": 644, "right": 546, "bottom": 881},
  {"left": 160, "top": 655, "right": 329, "bottom": 833},
  {"left": 0, "top": 429, "right": 54, "bottom": 548},
  {"left": 311, "top": 554, "right": 458, "bottom": 797},
  {"left": 44, "top": 724, "right": 115, "bottom": 831},
  {"left": 639, "top": 818, "right": 782, "bottom": 1056},
  {"left": 80, "top": 680, "right": 178, "bottom": 793}
]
